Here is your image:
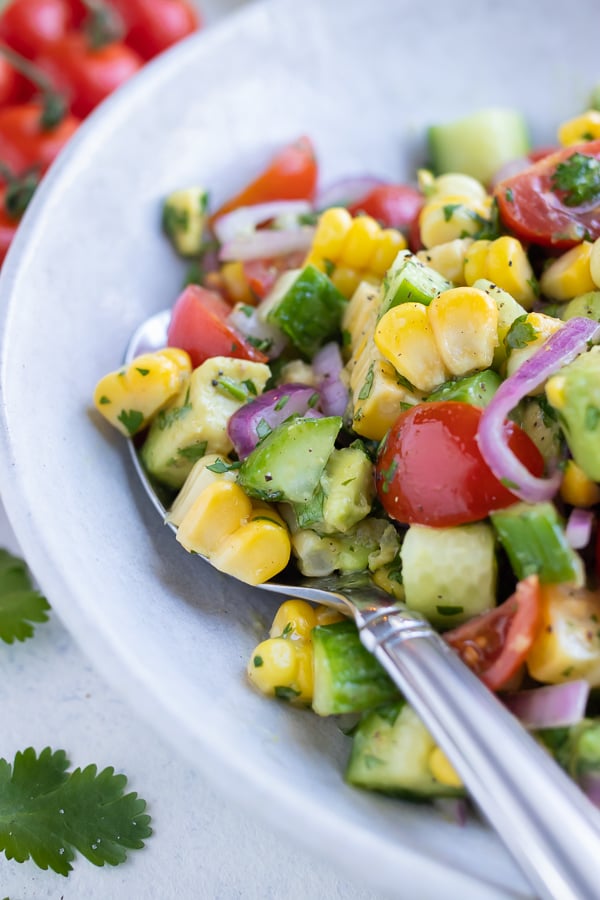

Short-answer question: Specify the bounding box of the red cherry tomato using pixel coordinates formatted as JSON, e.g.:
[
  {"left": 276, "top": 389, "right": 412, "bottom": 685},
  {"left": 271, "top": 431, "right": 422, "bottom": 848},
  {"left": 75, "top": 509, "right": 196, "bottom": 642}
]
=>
[
  {"left": 213, "top": 137, "right": 318, "bottom": 221},
  {"left": 37, "top": 33, "right": 143, "bottom": 119},
  {"left": 0, "top": 0, "right": 72, "bottom": 58},
  {"left": 527, "top": 145, "right": 558, "bottom": 163},
  {"left": 444, "top": 575, "right": 541, "bottom": 691},
  {"left": 494, "top": 140, "right": 600, "bottom": 249},
  {"left": 375, "top": 401, "right": 544, "bottom": 527},
  {"left": 109, "top": 0, "right": 200, "bottom": 61},
  {"left": 167, "top": 284, "right": 269, "bottom": 368},
  {"left": 242, "top": 251, "right": 307, "bottom": 301},
  {"left": 0, "top": 102, "right": 80, "bottom": 176},
  {"left": 348, "top": 183, "right": 423, "bottom": 230}
]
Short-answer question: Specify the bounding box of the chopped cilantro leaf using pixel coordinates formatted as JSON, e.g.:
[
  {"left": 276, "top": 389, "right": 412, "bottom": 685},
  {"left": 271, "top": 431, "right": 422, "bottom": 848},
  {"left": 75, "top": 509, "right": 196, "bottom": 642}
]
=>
[
  {"left": 274, "top": 686, "right": 301, "bottom": 701},
  {"left": 215, "top": 376, "right": 250, "bottom": 402},
  {"left": 98, "top": 395, "right": 110, "bottom": 405},
  {"left": 242, "top": 379, "right": 258, "bottom": 396},
  {"left": 0, "top": 549, "right": 50, "bottom": 644},
  {"left": 0, "top": 747, "right": 151, "bottom": 876},
  {"left": 585, "top": 405, "right": 600, "bottom": 430},
  {"left": 177, "top": 441, "right": 208, "bottom": 461},
  {"left": 323, "top": 258, "right": 335, "bottom": 277},
  {"left": 505, "top": 187, "right": 514, "bottom": 202},
  {"left": 253, "top": 655, "right": 264, "bottom": 668},
  {"left": 206, "top": 458, "right": 241, "bottom": 474},
  {"left": 135, "top": 368, "right": 150, "bottom": 377},
  {"left": 551, "top": 152, "right": 600, "bottom": 206},
  {"left": 443, "top": 203, "right": 461, "bottom": 222},
  {"left": 256, "top": 419, "right": 272, "bottom": 441},
  {"left": 117, "top": 409, "right": 144, "bottom": 436},
  {"left": 274, "top": 395, "right": 289, "bottom": 412},
  {"left": 436, "top": 605, "right": 464, "bottom": 616},
  {"left": 379, "top": 459, "right": 397, "bottom": 494},
  {"left": 358, "top": 363, "right": 375, "bottom": 400},
  {"left": 505, "top": 314, "right": 537, "bottom": 352}
]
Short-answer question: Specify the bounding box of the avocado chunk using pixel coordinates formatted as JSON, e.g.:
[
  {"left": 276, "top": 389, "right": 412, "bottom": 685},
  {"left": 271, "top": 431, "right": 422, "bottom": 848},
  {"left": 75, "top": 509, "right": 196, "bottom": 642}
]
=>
[
  {"left": 162, "top": 187, "right": 209, "bottom": 257},
  {"left": 238, "top": 415, "right": 342, "bottom": 504},
  {"left": 545, "top": 346, "right": 600, "bottom": 481},
  {"left": 346, "top": 701, "right": 465, "bottom": 797},
  {"left": 559, "top": 291, "right": 600, "bottom": 323},
  {"left": 288, "top": 517, "right": 400, "bottom": 577},
  {"left": 427, "top": 108, "right": 530, "bottom": 184},
  {"left": 141, "top": 356, "right": 270, "bottom": 489},
  {"left": 292, "top": 441, "right": 375, "bottom": 533}
]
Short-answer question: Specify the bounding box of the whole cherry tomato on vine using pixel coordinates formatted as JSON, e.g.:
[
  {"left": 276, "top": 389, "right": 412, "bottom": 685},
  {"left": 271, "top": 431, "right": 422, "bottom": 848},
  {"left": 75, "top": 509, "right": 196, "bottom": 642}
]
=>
[
  {"left": 109, "top": 0, "right": 201, "bottom": 60},
  {"left": 0, "top": 102, "right": 80, "bottom": 176},
  {"left": 0, "top": 0, "right": 73, "bottom": 58}
]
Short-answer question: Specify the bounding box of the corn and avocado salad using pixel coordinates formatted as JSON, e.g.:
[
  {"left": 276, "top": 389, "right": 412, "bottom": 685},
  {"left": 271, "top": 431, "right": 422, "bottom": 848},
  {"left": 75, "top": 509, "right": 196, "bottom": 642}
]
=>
[{"left": 93, "top": 95, "right": 600, "bottom": 809}]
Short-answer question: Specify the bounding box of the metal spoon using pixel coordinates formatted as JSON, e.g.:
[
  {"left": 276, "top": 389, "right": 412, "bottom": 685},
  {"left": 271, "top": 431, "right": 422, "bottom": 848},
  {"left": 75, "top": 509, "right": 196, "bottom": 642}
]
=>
[{"left": 127, "top": 309, "right": 600, "bottom": 900}]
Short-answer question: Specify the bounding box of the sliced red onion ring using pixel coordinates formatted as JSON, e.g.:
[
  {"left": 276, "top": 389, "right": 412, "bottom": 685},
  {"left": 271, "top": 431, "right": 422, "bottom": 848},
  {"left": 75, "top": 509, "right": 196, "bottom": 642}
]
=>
[
  {"left": 503, "top": 680, "right": 590, "bottom": 729},
  {"left": 489, "top": 156, "right": 532, "bottom": 189},
  {"left": 312, "top": 341, "right": 349, "bottom": 417},
  {"left": 477, "top": 317, "right": 600, "bottom": 503},
  {"left": 565, "top": 507, "right": 595, "bottom": 549},
  {"left": 316, "top": 175, "right": 385, "bottom": 210},
  {"left": 213, "top": 200, "right": 313, "bottom": 244},
  {"left": 227, "top": 383, "right": 321, "bottom": 458},
  {"left": 219, "top": 227, "right": 315, "bottom": 262},
  {"left": 228, "top": 303, "right": 288, "bottom": 359}
]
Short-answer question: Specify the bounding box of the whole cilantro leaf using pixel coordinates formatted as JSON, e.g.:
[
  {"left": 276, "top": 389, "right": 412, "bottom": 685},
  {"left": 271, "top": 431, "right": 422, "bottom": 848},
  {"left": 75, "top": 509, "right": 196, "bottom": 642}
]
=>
[
  {"left": 0, "top": 549, "right": 50, "bottom": 643},
  {"left": 505, "top": 314, "right": 537, "bottom": 354},
  {"left": 0, "top": 747, "right": 151, "bottom": 876}
]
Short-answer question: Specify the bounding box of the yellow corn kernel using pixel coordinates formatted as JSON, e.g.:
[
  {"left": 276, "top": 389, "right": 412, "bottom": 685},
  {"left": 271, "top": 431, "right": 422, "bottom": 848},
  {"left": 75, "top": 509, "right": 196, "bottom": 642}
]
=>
[
  {"left": 176, "top": 480, "right": 253, "bottom": 556},
  {"left": 305, "top": 207, "right": 353, "bottom": 268},
  {"left": 340, "top": 215, "right": 381, "bottom": 269},
  {"left": 419, "top": 194, "right": 490, "bottom": 249},
  {"left": 370, "top": 229, "right": 408, "bottom": 277},
  {"left": 270, "top": 599, "right": 318, "bottom": 641},
  {"left": 428, "top": 287, "right": 498, "bottom": 376},
  {"left": 506, "top": 313, "right": 563, "bottom": 385},
  {"left": 539, "top": 242, "right": 597, "bottom": 301},
  {"left": 417, "top": 238, "right": 473, "bottom": 286},
  {"left": 210, "top": 517, "right": 291, "bottom": 585},
  {"left": 247, "top": 637, "right": 299, "bottom": 696},
  {"left": 93, "top": 348, "right": 191, "bottom": 437},
  {"left": 590, "top": 237, "right": 600, "bottom": 288},
  {"left": 350, "top": 356, "right": 417, "bottom": 440},
  {"left": 429, "top": 747, "right": 463, "bottom": 788},
  {"left": 331, "top": 264, "right": 363, "bottom": 298},
  {"left": 527, "top": 583, "right": 600, "bottom": 685},
  {"left": 249, "top": 502, "right": 287, "bottom": 529},
  {"left": 424, "top": 172, "right": 488, "bottom": 205},
  {"left": 167, "top": 453, "right": 237, "bottom": 527},
  {"left": 372, "top": 565, "right": 405, "bottom": 601},
  {"left": 294, "top": 644, "right": 314, "bottom": 703},
  {"left": 463, "top": 239, "right": 492, "bottom": 286},
  {"left": 485, "top": 236, "right": 536, "bottom": 308},
  {"left": 545, "top": 372, "right": 566, "bottom": 410},
  {"left": 375, "top": 302, "right": 448, "bottom": 393},
  {"left": 342, "top": 282, "right": 382, "bottom": 356},
  {"left": 314, "top": 604, "right": 346, "bottom": 626},
  {"left": 560, "top": 460, "right": 600, "bottom": 507},
  {"left": 558, "top": 110, "right": 600, "bottom": 146},
  {"left": 220, "top": 261, "right": 254, "bottom": 305}
]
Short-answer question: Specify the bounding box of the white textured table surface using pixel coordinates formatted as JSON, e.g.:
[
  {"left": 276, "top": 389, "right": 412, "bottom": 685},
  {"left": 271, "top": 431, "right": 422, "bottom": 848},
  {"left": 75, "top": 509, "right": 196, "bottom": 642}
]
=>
[{"left": 0, "top": 2, "right": 384, "bottom": 897}]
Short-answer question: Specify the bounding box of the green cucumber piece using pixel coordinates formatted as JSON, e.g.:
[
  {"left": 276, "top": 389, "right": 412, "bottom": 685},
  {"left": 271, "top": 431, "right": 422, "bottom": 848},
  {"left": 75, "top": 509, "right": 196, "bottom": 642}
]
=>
[
  {"left": 265, "top": 264, "right": 347, "bottom": 357},
  {"left": 346, "top": 701, "right": 465, "bottom": 797},
  {"left": 427, "top": 108, "right": 531, "bottom": 185},
  {"left": 490, "top": 502, "right": 584, "bottom": 585},
  {"left": 380, "top": 250, "right": 452, "bottom": 317},
  {"left": 312, "top": 620, "right": 398, "bottom": 716},
  {"left": 238, "top": 415, "right": 342, "bottom": 504},
  {"left": 426, "top": 369, "right": 500, "bottom": 407}
]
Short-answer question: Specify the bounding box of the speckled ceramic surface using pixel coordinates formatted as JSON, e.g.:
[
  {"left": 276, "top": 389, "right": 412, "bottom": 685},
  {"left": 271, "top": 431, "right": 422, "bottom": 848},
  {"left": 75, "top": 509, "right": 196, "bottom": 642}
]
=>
[{"left": 0, "top": 1, "right": 597, "bottom": 896}]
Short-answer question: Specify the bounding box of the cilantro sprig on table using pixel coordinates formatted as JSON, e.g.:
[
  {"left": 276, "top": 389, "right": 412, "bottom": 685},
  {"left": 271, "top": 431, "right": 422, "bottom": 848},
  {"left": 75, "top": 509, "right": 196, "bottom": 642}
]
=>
[
  {"left": 0, "top": 747, "right": 151, "bottom": 876},
  {"left": 0, "top": 548, "right": 49, "bottom": 643}
]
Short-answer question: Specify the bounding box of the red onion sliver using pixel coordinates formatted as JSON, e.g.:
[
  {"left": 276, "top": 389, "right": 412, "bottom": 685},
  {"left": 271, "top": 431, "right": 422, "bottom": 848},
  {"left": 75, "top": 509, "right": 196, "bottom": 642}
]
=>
[
  {"left": 227, "top": 383, "right": 321, "bottom": 459},
  {"left": 503, "top": 680, "right": 590, "bottom": 729},
  {"left": 312, "top": 341, "right": 349, "bottom": 417},
  {"left": 489, "top": 156, "right": 532, "bottom": 189},
  {"left": 316, "top": 175, "right": 385, "bottom": 210},
  {"left": 477, "top": 317, "right": 600, "bottom": 503},
  {"left": 566, "top": 507, "right": 595, "bottom": 549},
  {"left": 219, "top": 227, "right": 315, "bottom": 262},
  {"left": 213, "top": 200, "right": 313, "bottom": 244},
  {"left": 228, "top": 303, "right": 288, "bottom": 359},
  {"left": 432, "top": 797, "right": 468, "bottom": 826}
]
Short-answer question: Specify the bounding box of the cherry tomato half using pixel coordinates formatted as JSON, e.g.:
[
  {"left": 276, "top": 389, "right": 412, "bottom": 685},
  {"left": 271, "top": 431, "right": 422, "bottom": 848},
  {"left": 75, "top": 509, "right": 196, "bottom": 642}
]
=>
[
  {"left": 109, "top": 0, "right": 200, "bottom": 61},
  {"left": 495, "top": 140, "right": 600, "bottom": 249},
  {"left": 375, "top": 401, "right": 544, "bottom": 527},
  {"left": 348, "top": 183, "right": 423, "bottom": 231},
  {"left": 0, "top": 102, "right": 80, "bottom": 176},
  {"left": 0, "top": 0, "right": 72, "bottom": 58},
  {"left": 167, "top": 284, "right": 269, "bottom": 367},
  {"left": 444, "top": 575, "right": 541, "bottom": 691},
  {"left": 37, "top": 33, "right": 143, "bottom": 119},
  {"left": 212, "top": 137, "right": 318, "bottom": 221}
]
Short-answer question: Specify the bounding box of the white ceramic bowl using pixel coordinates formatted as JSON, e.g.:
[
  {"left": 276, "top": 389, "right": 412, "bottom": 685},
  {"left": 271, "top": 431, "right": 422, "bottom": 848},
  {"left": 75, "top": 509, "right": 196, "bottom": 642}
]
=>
[{"left": 0, "top": 1, "right": 597, "bottom": 896}]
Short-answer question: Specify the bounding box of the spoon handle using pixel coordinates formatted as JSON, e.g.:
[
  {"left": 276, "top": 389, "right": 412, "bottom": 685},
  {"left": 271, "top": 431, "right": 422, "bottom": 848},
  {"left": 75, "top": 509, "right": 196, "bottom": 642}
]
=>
[{"left": 360, "top": 609, "right": 600, "bottom": 900}]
